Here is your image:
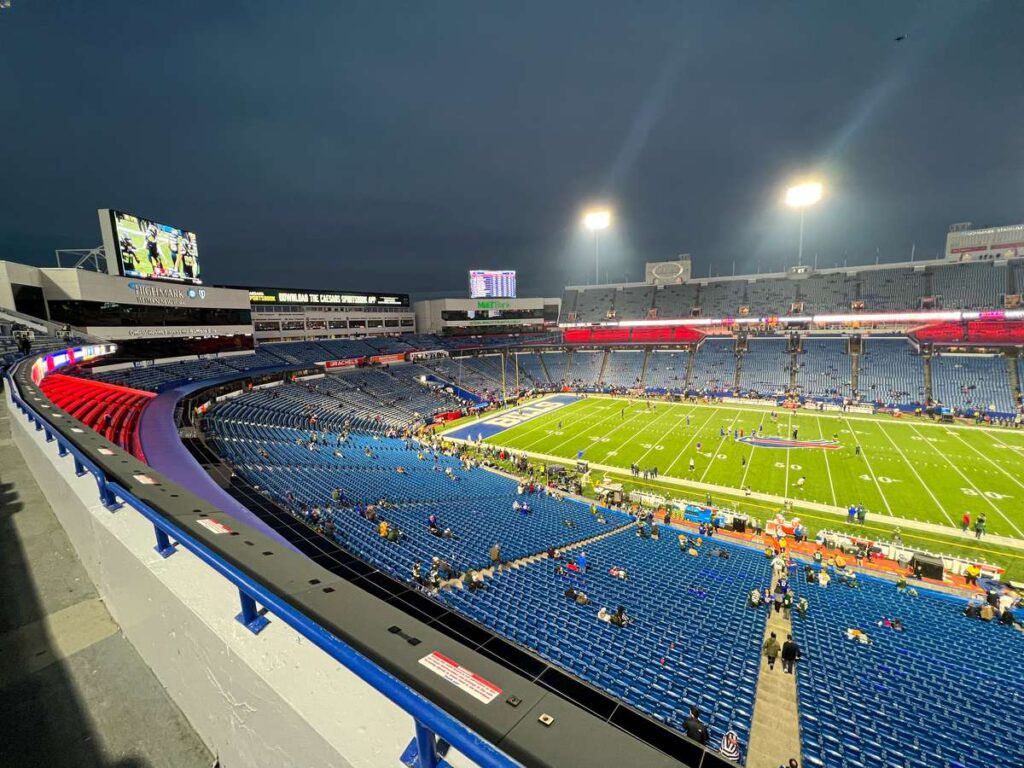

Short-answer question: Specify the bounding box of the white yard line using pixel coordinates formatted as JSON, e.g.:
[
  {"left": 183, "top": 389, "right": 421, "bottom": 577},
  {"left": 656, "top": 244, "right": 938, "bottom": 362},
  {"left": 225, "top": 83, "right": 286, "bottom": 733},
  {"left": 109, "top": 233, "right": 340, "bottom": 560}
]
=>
[
  {"left": 978, "top": 428, "right": 1024, "bottom": 450},
  {"left": 593, "top": 402, "right": 680, "bottom": 465},
  {"left": 784, "top": 411, "right": 792, "bottom": 491},
  {"left": 814, "top": 414, "right": 838, "bottom": 507},
  {"left": 484, "top": 398, "right": 590, "bottom": 444},
  {"left": 514, "top": 399, "right": 623, "bottom": 449},
  {"left": 908, "top": 424, "right": 1024, "bottom": 538},
  {"left": 543, "top": 400, "right": 667, "bottom": 456},
  {"left": 876, "top": 423, "right": 954, "bottom": 526},
  {"left": 738, "top": 440, "right": 757, "bottom": 491},
  {"left": 664, "top": 407, "right": 723, "bottom": 476},
  {"left": 630, "top": 405, "right": 696, "bottom": 470},
  {"left": 698, "top": 410, "right": 746, "bottom": 483},
  {"left": 944, "top": 428, "right": 1024, "bottom": 495},
  {"left": 841, "top": 415, "right": 895, "bottom": 515},
  {"left": 521, "top": 400, "right": 641, "bottom": 452}
]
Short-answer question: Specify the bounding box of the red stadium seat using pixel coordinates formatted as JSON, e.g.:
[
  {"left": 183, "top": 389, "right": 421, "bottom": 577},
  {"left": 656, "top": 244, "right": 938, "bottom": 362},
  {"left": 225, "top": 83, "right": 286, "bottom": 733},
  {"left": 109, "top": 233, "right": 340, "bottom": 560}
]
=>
[{"left": 39, "top": 374, "right": 155, "bottom": 461}]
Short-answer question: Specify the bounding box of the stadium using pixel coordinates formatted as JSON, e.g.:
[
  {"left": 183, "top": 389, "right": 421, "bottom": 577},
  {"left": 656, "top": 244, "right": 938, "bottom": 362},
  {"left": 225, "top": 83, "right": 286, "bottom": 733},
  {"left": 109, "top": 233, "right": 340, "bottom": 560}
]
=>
[{"left": 3, "top": 5, "right": 1024, "bottom": 768}]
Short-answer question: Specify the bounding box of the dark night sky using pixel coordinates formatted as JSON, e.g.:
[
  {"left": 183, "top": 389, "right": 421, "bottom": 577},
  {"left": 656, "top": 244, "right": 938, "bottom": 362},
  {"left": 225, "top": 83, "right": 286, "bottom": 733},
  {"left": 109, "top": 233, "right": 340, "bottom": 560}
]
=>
[{"left": 1, "top": 1, "right": 1021, "bottom": 297}]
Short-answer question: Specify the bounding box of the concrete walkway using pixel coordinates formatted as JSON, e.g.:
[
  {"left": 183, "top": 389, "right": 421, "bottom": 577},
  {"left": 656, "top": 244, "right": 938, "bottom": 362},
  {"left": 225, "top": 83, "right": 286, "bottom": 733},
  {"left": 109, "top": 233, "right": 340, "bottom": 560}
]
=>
[
  {"left": 0, "top": 407, "right": 212, "bottom": 768},
  {"left": 459, "top": 441, "right": 1024, "bottom": 553},
  {"left": 745, "top": 573, "right": 802, "bottom": 768}
]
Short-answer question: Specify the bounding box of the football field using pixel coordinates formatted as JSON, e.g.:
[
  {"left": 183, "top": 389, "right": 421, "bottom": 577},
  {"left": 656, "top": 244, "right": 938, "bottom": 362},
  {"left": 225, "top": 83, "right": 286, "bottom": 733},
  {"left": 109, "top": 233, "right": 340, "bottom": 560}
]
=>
[{"left": 474, "top": 396, "right": 1024, "bottom": 539}]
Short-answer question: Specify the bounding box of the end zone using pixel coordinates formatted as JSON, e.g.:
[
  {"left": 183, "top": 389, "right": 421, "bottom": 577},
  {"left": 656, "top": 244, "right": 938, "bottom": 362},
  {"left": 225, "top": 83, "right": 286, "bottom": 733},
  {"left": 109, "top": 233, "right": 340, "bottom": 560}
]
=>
[{"left": 442, "top": 393, "right": 580, "bottom": 441}]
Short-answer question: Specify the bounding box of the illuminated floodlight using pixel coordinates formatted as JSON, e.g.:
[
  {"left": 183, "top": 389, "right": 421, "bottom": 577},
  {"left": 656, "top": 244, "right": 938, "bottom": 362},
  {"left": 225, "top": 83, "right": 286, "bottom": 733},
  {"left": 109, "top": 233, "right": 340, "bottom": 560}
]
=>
[
  {"left": 785, "top": 181, "right": 823, "bottom": 209},
  {"left": 581, "top": 206, "right": 613, "bottom": 284},
  {"left": 582, "top": 208, "right": 612, "bottom": 231},
  {"left": 785, "top": 181, "right": 823, "bottom": 266}
]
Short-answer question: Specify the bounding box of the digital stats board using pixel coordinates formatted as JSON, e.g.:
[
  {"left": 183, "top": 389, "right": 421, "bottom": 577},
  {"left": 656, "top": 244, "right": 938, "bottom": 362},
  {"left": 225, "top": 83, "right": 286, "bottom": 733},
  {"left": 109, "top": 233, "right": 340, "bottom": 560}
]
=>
[
  {"left": 469, "top": 270, "right": 516, "bottom": 299},
  {"left": 99, "top": 208, "right": 201, "bottom": 285}
]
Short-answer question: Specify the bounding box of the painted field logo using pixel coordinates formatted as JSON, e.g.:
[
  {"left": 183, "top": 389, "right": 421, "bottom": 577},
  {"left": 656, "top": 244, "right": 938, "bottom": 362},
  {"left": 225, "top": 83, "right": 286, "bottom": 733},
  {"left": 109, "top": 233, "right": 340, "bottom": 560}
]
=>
[
  {"left": 737, "top": 435, "right": 842, "bottom": 450},
  {"left": 488, "top": 400, "right": 566, "bottom": 428}
]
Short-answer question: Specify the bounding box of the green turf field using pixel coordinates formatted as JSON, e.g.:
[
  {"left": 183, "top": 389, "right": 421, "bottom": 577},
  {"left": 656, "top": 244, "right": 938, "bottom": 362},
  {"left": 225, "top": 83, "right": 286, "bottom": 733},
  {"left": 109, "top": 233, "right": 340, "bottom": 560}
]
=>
[{"left": 476, "top": 396, "right": 1024, "bottom": 539}]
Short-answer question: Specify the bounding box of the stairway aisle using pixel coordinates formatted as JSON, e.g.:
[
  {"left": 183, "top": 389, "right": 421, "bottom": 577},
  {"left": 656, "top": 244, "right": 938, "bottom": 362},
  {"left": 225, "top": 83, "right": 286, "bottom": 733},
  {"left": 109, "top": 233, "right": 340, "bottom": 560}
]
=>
[
  {"left": 447, "top": 521, "right": 634, "bottom": 588},
  {"left": 923, "top": 355, "right": 933, "bottom": 403},
  {"left": 744, "top": 572, "right": 802, "bottom": 768},
  {"left": 538, "top": 351, "right": 552, "bottom": 383},
  {"left": 597, "top": 349, "right": 609, "bottom": 386},
  {"left": 638, "top": 348, "right": 651, "bottom": 389}
]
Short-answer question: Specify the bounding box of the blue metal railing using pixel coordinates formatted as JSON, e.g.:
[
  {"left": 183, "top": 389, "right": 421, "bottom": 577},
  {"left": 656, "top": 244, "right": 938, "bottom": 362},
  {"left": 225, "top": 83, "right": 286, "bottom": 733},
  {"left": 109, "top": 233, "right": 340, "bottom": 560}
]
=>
[{"left": 4, "top": 367, "right": 521, "bottom": 768}]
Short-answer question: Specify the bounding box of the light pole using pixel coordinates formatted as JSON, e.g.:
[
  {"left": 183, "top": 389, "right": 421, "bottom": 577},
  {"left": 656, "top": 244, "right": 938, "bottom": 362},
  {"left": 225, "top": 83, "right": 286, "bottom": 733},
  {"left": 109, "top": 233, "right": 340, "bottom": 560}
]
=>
[
  {"left": 582, "top": 207, "right": 612, "bottom": 284},
  {"left": 784, "top": 181, "right": 823, "bottom": 267}
]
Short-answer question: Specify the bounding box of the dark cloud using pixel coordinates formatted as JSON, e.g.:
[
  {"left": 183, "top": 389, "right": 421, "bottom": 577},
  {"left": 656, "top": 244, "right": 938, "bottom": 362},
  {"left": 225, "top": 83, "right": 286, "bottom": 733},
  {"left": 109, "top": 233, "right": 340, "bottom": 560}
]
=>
[{"left": 1, "top": 1, "right": 1021, "bottom": 297}]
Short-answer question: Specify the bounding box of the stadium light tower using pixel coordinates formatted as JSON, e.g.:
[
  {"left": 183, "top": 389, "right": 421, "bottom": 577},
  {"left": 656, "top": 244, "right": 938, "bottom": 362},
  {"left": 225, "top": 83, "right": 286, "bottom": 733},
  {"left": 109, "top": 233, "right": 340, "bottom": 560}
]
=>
[
  {"left": 582, "top": 207, "right": 612, "bottom": 284},
  {"left": 785, "top": 181, "right": 823, "bottom": 267}
]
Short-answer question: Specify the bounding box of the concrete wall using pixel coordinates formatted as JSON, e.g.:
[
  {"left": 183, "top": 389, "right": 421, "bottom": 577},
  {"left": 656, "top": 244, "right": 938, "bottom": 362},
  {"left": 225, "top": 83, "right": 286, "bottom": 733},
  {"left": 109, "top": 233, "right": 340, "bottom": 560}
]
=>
[
  {"left": 0, "top": 260, "right": 46, "bottom": 312},
  {"left": 5, "top": 390, "right": 476, "bottom": 768}
]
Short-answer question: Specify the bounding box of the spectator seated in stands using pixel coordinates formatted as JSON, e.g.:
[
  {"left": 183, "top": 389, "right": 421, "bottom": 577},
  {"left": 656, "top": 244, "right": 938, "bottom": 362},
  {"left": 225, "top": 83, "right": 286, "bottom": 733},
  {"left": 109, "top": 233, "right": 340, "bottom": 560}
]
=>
[
  {"left": 609, "top": 566, "right": 629, "bottom": 580},
  {"left": 963, "top": 597, "right": 982, "bottom": 618},
  {"left": 463, "top": 570, "right": 485, "bottom": 592},
  {"left": 877, "top": 617, "right": 905, "bottom": 632},
  {"left": 846, "top": 628, "right": 871, "bottom": 644},
  {"left": 749, "top": 588, "right": 763, "bottom": 608},
  {"left": 837, "top": 570, "right": 859, "bottom": 587},
  {"left": 564, "top": 588, "right": 590, "bottom": 605},
  {"left": 377, "top": 520, "right": 402, "bottom": 542},
  {"left": 609, "top": 605, "right": 632, "bottom": 627},
  {"left": 432, "top": 556, "right": 455, "bottom": 580},
  {"left": 719, "top": 730, "right": 741, "bottom": 763}
]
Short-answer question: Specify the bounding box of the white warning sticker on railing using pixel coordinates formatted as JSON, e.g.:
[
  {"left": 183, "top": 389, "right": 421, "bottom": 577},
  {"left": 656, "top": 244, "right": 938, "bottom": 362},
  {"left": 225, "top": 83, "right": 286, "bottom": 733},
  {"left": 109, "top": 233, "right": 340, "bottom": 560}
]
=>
[
  {"left": 196, "top": 518, "right": 233, "bottom": 534},
  {"left": 418, "top": 651, "right": 502, "bottom": 704}
]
